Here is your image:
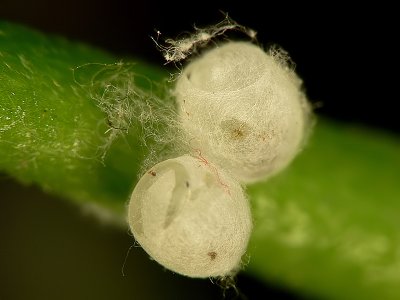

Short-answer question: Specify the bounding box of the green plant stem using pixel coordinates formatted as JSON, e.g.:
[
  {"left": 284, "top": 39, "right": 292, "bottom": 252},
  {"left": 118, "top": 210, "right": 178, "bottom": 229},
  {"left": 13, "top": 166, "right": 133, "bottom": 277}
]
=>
[
  {"left": 248, "top": 122, "right": 400, "bottom": 300},
  {"left": 0, "top": 21, "right": 165, "bottom": 220},
  {"left": 1, "top": 21, "right": 400, "bottom": 300}
]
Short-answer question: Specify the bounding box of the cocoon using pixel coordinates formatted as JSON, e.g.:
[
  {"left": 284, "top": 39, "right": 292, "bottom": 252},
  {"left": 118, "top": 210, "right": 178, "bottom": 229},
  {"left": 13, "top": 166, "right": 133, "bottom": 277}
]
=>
[
  {"left": 128, "top": 155, "right": 252, "bottom": 278},
  {"left": 175, "top": 42, "right": 311, "bottom": 183}
]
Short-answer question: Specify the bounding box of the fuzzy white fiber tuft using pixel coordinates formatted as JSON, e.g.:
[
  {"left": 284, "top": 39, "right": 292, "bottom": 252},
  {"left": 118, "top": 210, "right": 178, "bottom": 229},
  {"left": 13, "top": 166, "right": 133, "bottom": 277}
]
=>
[
  {"left": 128, "top": 155, "right": 252, "bottom": 278},
  {"left": 175, "top": 42, "right": 311, "bottom": 183}
]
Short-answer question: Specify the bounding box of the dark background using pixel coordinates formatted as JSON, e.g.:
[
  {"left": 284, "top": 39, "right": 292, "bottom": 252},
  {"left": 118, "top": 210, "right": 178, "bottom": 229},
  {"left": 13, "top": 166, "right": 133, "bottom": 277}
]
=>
[{"left": 0, "top": 1, "right": 397, "bottom": 299}]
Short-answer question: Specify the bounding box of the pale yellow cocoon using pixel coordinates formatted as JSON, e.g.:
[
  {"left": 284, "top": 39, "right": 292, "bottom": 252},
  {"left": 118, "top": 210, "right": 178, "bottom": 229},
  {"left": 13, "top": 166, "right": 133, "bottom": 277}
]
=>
[
  {"left": 128, "top": 155, "right": 252, "bottom": 278},
  {"left": 175, "top": 42, "right": 311, "bottom": 183}
]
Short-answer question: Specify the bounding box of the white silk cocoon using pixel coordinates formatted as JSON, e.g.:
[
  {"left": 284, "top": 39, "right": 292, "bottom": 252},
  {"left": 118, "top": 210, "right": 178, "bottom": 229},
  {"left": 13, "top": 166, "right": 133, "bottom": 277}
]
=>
[
  {"left": 128, "top": 155, "right": 252, "bottom": 278},
  {"left": 175, "top": 42, "right": 311, "bottom": 183}
]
